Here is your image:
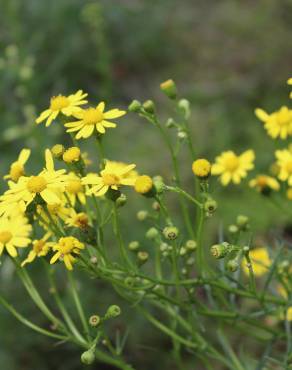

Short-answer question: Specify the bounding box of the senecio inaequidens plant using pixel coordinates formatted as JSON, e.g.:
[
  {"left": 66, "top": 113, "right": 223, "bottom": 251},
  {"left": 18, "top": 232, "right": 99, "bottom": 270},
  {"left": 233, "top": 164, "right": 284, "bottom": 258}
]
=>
[{"left": 1, "top": 78, "right": 292, "bottom": 369}]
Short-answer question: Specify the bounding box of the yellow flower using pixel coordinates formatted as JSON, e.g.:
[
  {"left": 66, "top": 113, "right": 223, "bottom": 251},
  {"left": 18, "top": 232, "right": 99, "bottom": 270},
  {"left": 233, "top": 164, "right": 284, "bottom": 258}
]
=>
[
  {"left": 192, "top": 159, "right": 211, "bottom": 178},
  {"left": 0, "top": 150, "right": 67, "bottom": 210},
  {"left": 212, "top": 150, "right": 255, "bottom": 185},
  {"left": 62, "top": 147, "right": 81, "bottom": 163},
  {"left": 50, "top": 236, "right": 84, "bottom": 270},
  {"left": 82, "top": 160, "right": 136, "bottom": 196},
  {"left": 134, "top": 175, "right": 153, "bottom": 194},
  {"left": 65, "top": 172, "right": 86, "bottom": 206},
  {"left": 0, "top": 214, "right": 31, "bottom": 257},
  {"left": 36, "top": 90, "right": 88, "bottom": 127},
  {"left": 249, "top": 175, "right": 280, "bottom": 193},
  {"left": 275, "top": 149, "right": 292, "bottom": 185},
  {"left": 242, "top": 247, "right": 272, "bottom": 277},
  {"left": 64, "top": 102, "right": 126, "bottom": 139},
  {"left": 21, "top": 233, "right": 51, "bottom": 267},
  {"left": 105, "top": 160, "right": 138, "bottom": 180},
  {"left": 255, "top": 106, "right": 292, "bottom": 139},
  {"left": 65, "top": 209, "right": 89, "bottom": 229},
  {"left": 4, "top": 149, "right": 31, "bottom": 182},
  {"left": 37, "top": 202, "right": 71, "bottom": 225}
]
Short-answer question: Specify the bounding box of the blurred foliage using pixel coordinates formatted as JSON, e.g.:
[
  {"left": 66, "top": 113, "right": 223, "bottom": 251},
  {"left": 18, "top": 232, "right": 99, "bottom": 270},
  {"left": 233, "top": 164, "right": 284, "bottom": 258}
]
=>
[{"left": 0, "top": 0, "right": 292, "bottom": 369}]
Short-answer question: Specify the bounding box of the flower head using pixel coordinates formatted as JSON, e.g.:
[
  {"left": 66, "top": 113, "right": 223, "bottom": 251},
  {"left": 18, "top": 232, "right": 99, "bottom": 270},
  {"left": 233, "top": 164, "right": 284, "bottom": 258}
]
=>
[
  {"left": 65, "top": 209, "right": 89, "bottom": 229},
  {"left": 21, "top": 233, "right": 51, "bottom": 267},
  {"left": 249, "top": 175, "right": 280, "bottom": 193},
  {"left": 242, "top": 247, "right": 272, "bottom": 277},
  {"left": 134, "top": 175, "right": 153, "bottom": 194},
  {"left": 50, "top": 236, "right": 84, "bottom": 270},
  {"left": 212, "top": 150, "right": 255, "bottom": 185},
  {"left": 275, "top": 149, "right": 292, "bottom": 185},
  {"left": 36, "top": 90, "right": 88, "bottom": 127},
  {"left": 82, "top": 160, "right": 136, "bottom": 197},
  {"left": 65, "top": 172, "right": 86, "bottom": 206},
  {"left": 0, "top": 213, "right": 31, "bottom": 257},
  {"left": 192, "top": 159, "right": 211, "bottom": 178},
  {"left": 255, "top": 106, "right": 292, "bottom": 139},
  {"left": 4, "top": 149, "right": 31, "bottom": 182},
  {"left": 62, "top": 147, "right": 81, "bottom": 163},
  {"left": 65, "top": 102, "right": 126, "bottom": 139}
]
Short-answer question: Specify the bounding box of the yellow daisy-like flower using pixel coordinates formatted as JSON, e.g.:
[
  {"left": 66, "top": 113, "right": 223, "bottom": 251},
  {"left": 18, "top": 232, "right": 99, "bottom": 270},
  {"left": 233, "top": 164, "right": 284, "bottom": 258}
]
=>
[
  {"left": 105, "top": 160, "right": 139, "bottom": 180},
  {"left": 21, "top": 233, "right": 51, "bottom": 267},
  {"left": 36, "top": 90, "right": 88, "bottom": 127},
  {"left": 0, "top": 150, "right": 67, "bottom": 211},
  {"left": 255, "top": 106, "right": 292, "bottom": 139},
  {"left": 65, "top": 172, "right": 86, "bottom": 206},
  {"left": 4, "top": 149, "right": 31, "bottom": 182},
  {"left": 242, "top": 247, "right": 272, "bottom": 277},
  {"left": 64, "top": 102, "right": 126, "bottom": 139},
  {"left": 249, "top": 175, "right": 280, "bottom": 193},
  {"left": 275, "top": 149, "right": 292, "bottom": 185},
  {"left": 82, "top": 160, "right": 136, "bottom": 196},
  {"left": 65, "top": 209, "right": 89, "bottom": 229},
  {"left": 211, "top": 150, "right": 255, "bottom": 186},
  {"left": 0, "top": 214, "right": 32, "bottom": 257},
  {"left": 50, "top": 236, "right": 84, "bottom": 270}
]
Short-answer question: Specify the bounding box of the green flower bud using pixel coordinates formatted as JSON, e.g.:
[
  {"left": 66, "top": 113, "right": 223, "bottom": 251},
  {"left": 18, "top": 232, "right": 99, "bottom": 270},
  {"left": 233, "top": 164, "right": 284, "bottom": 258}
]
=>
[
  {"left": 153, "top": 176, "right": 165, "bottom": 194},
  {"left": 105, "top": 305, "right": 121, "bottom": 319},
  {"left": 90, "top": 256, "right": 98, "bottom": 264},
  {"left": 89, "top": 315, "right": 101, "bottom": 327},
  {"left": 128, "top": 99, "right": 142, "bottom": 113},
  {"left": 160, "top": 79, "right": 177, "bottom": 99},
  {"left": 210, "top": 242, "right": 230, "bottom": 259},
  {"left": 186, "top": 257, "right": 195, "bottom": 266},
  {"left": 125, "top": 277, "right": 136, "bottom": 287},
  {"left": 236, "top": 215, "right": 249, "bottom": 229},
  {"left": 159, "top": 242, "right": 169, "bottom": 252},
  {"left": 116, "top": 193, "right": 127, "bottom": 207},
  {"left": 177, "top": 130, "right": 187, "bottom": 141},
  {"left": 166, "top": 118, "right": 176, "bottom": 128},
  {"left": 143, "top": 100, "right": 155, "bottom": 114},
  {"left": 51, "top": 144, "right": 65, "bottom": 159},
  {"left": 179, "top": 247, "right": 187, "bottom": 256},
  {"left": 152, "top": 201, "right": 160, "bottom": 211},
  {"left": 163, "top": 226, "right": 179, "bottom": 240},
  {"left": 204, "top": 199, "right": 217, "bottom": 215},
  {"left": 185, "top": 239, "right": 197, "bottom": 251},
  {"left": 137, "top": 210, "right": 148, "bottom": 221},
  {"left": 81, "top": 349, "right": 95, "bottom": 365},
  {"left": 146, "top": 227, "right": 159, "bottom": 240},
  {"left": 178, "top": 98, "right": 191, "bottom": 119},
  {"left": 137, "top": 251, "right": 149, "bottom": 264},
  {"left": 227, "top": 259, "right": 239, "bottom": 272},
  {"left": 128, "top": 241, "right": 140, "bottom": 251},
  {"left": 228, "top": 224, "right": 239, "bottom": 234}
]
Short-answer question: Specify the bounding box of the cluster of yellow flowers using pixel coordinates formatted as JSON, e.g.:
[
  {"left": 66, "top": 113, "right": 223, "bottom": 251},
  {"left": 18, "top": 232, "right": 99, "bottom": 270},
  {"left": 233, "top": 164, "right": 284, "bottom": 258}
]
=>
[
  {"left": 208, "top": 78, "right": 292, "bottom": 199},
  {"left": 0, "top": 91, "right": 154, "bottom": 270}
]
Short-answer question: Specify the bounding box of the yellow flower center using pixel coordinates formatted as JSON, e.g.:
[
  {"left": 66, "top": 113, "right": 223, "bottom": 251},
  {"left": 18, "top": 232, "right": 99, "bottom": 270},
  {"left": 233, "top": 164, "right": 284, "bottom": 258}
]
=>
[
  {"left": 135, "top": 175, "right": 153, "bottom": 194},
  {"left": 10, "top": 162, "right": 24, "bottom": 182},
  {"left": 27, "top": 176, "right": 47, "bottom": 193},
  {"left": 83, "top": 108, "right": 103, "bottom": 125},
  {"left": 74, "top": 213, "right": 89, "bottom": 229},
  {"left": 33, "top": 240, "right": 46, "bottom": 254},
  {"left": 224, "top": 154, "right": 240, "bottom": 172},
  {"left": 50, "top": 95, "right": 69, "bottom": 111},
  {"left": 286, "top": 160, "right": 292, "bottom": 174},
  {"left": 66, "top": 179, "right": 82, "bottom": 194},
  {"left": 58, "top": 237, "right": 75, "bottom": 255},
  {"left": 102, "top": 173, "right": 120, "bottom": 186},
  {"left": 256, "top": 176, "right": 268, "bottom": 188},
  {"left": 0, "top": 231, "right": 13, "bottom": 244},
  {"left": 277, "top": 109, "right": 291, "bottom": 126}
]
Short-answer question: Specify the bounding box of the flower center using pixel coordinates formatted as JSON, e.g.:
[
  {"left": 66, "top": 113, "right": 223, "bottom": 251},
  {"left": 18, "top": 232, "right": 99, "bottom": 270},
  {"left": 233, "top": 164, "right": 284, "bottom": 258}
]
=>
[
  {"left": 225, "top": 155, "right": 239, "bottom": 172},
  {"left": 58, "top": 237, "right": 75, "bottom": 255},
  {"left": 277, "top": 108, "right": 291, "bottom": 126},
  {"left": 66, "top": 180, "right": 82, "bottom": 194},
  {"left": 256, "top": 176, "right": 268, "bottom": 188},
  {"left": 50, "top": 95, "right": 70, "bottom": 111},
  {"left": 74, "top": 213, "right": 88, "bottom": 229},
  {"left": 27, "top": 176, "right": 47, "bottom": 193},
  {"left": 33, "top": 240, "right": 46, "bottom": 254},
  {"left": 102, "top": 173, "right": 120, "bottom": 186},
  {"left": 83, "top": 108, "right": 103, "bottom": 125},
  {"left": 286, "top": 160, "right": 292, "bottom": 174},
  {"left": 10, "top": 162, "right": 24, "bottom": 182},
  {"left": 0, "top": 231, "right": 13, "bottom": 244}
]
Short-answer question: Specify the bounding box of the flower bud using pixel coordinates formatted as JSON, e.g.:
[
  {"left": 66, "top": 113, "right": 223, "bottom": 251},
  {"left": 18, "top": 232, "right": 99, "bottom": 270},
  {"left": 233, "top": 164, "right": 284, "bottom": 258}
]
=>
[
  {"left": 90, "top": 256, "right": 98, "bottom": 264},
  {"left": 135, "top": 175, "right": 154, "bottom": 195},
  {"left": 137, "top": 251, "right": 149, "bottom": 264},
  {"left": 125, "top": 276, "right": 136, "bottom": 287},
  {"left": 63, "top": 146, "right": 81, "bottom": 163},
  {"left": 146, "top": 227, "right": 159, "bottom": 240},
  {"left": 116, "top": 193, "right": 127, "bottom": 207},
  {"left": 185, "top": 239, "right": 197, "bottom": 251},
  {"left": 160, "top": 79, "right": 177, "bottom": 99},
  {"left": 160, "top": 242, "right": 169, "bottom": 252},
  {"left": 178, "top": 98, "right": 191, "bottom": 119},
  {"left": 204, "top": 199, "right": 217, "bottom": 215},
  {"left": 51, "top": 144, "right": 65, "bottom": 159},
  {"left": 105, "top": 305, "right": 121, "bottom": 319},
  {"left": 227, "top": 259, "right": 239, "bottom": 272},
  {"left": 143, "top": 100, "right": 155, "bottom": 114},
  {"left": 163, "top": 226, "right": 179, "bottom": 240},
  {"left": 81, "top": 349, "right": 95, "bottom": 365},
  {"left": 228, "top": 224, "right": 239, "bottom": 234},
  {"left": 152, "top": 201, "right": 160, "bottom": 211},
  {"left": 128, "top": 241, "right": 140, "bottom": 251},
  {"left": 186, "top": 257, "right": 195, "bottom": 266},
  {"left": 177, "top": 130, "right": 187, "bottom": 141},
  {"left": 179, "top": 247, "right": 187, "bottom": 256},
  {"left": 128, "top": 99, "right": 142, "bottom": 113},
  {"left": 166, "top": 118, "right": 176, "bottom": 128},
  {"left": 137, "top": 210, "right": 148, "bottom": 221},
  {"left": 236, "top": 215, "right": 249, "bottom": 230},
  {"left": 192, "top": 159, "right": 211, "bottom": 178},
  {"left": 89, "top": 315, "right": 101, "bottom": 327},
  {"left": 153, "top": 176, "right": 165, "bottom": 194},
  {"left": 210, "top": 242, "right": 230, "bottom": 259}
]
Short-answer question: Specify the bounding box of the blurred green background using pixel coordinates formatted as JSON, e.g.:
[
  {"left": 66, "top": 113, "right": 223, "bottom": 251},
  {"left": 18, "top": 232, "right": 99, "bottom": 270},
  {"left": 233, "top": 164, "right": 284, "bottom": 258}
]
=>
[{"left": 0, "top": 0, "right": 292, "bottom": 369}]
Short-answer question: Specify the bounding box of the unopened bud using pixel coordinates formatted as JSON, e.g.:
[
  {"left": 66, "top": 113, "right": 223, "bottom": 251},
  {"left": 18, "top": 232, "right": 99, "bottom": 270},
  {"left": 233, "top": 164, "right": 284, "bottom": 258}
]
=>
[
  {"left": 63, "top": 146, "right": 81, "bottom": 163},
  {"left": 166, "top": 118, "right": 176, "bottom": 128},
  {"left": 146, "top": 227, "right": 159, "bottom": 240},
  {"left": 153, "top": 176, "right": 165, "bottom": 194},
  {"left": 89, "top": 315, "right": 101, "bottom": 327},
  {"left": 236, "top": 215, "right": 249, "bottom": 230},
  {"left": 180, "top": 247, "right": 187, "bottom": 256},
  {"left": 81, "top": 349, "right": 95, "bottom": 365},
  {"left": 177, "top": 130, "right": 187, "bottom": 141},
  {"left": 105, "top": 305, "right": 121, "bottom": 319},
  {"left": 160, "top": 79, "right": 177, "bottom": 99},
  {"left": 228, "top": 225, "right": 239, "bottom": 234},
  {"left": 210, "top": 242, "right": 230, "bottom": 259},
  {"left": 51, "top": 144, "right": 65, "bottom": 159},
  {"left": 143, "top": 100, "right": 155, "bottom": 114},
  {"left": 163, "top": 226, "right": 179, "bottom": 240},
  {"left": 178, "top": 99, "right": 191, "bottom": 119},
  {"left": 137, "top": 251, "right": 149, "bottom": 264},
  {"left": 137, "top": 210, "right": 148, "bottom": 221},
  {"left": 116, "top": 193, "right": 127, "bottom": 207},
  {"left": 227, "top": 259, "right": 239, "bottom": 272},
  {"left": 185, "top": 239, "right": 197, "bottom": 251},
  {"left": 128, "top": 99, "right": 142, "bottom": 113},
  {"left": 128, "top": 241, "right": 140, "bottom": 251},
  {"left": 152, "top": 201, "right": 160, "bottom": 211},
  {"left": 204, "top": 199, "right": 217, "bottom": 215}
]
